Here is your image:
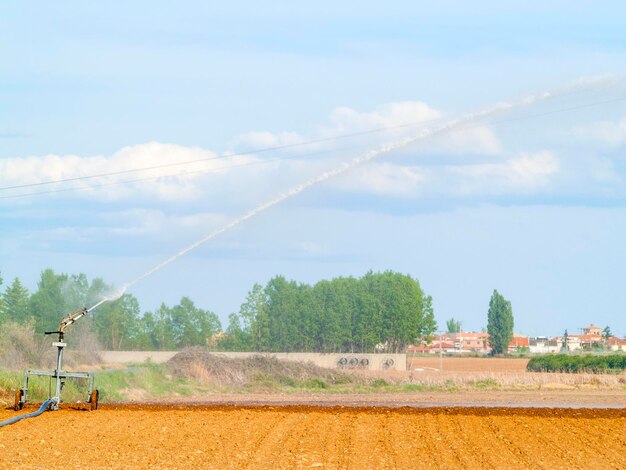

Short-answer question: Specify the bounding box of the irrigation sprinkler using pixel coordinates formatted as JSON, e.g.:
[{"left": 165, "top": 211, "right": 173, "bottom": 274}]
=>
[{"left": 14, "top": 306, "right": 100, "bottom": 412}]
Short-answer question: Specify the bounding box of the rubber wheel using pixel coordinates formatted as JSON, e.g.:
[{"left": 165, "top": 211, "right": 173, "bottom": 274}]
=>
[
  {"left": 14, "top": 390, "right": 24, "bottom": 411},
  {"left": 89, "top": 389, "right": 99, "bottom": 411}
]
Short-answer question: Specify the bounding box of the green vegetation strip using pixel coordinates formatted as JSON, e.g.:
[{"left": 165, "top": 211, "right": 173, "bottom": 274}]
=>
[{"left": 527, "top": 354, "right": 626, "bottom": 373}]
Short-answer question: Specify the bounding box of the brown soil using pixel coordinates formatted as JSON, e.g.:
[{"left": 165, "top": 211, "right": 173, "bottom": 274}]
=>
[
  {"left": 132, "top": 389, "right": 626, "bottom": 408},
  {"left": 1, "top": 404, "right": 624, "bottom": 469}
]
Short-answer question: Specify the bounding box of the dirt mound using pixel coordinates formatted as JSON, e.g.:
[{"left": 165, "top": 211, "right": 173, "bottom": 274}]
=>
[{"left": 167, "top": 347, "right": 357, "bottom": 388}]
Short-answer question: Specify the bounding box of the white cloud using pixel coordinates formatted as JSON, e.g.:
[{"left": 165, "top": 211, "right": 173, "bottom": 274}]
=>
[
  {"left": 575, "top": 117, "right": 626, "bottom": 148},
  {"left": 446, "top": 151, "right": 560, "bottom": 195},
  {"left": 0, "top": 100, "right": 509, "bottom": 208},
  {"left": 432, "top": 125, "right": 502, "bottom": 156},
  {"left": 324, "top": 101, "right": 504, "bottom": 157},
  {"left": 325, "top": 101, "right": 441, "bottom": 133},
  {"left": 0, "top": 142, "right": 259, "bottom": 203},
  {"left": 21, "top": 210, "right": 231, "bottom": 252},
  {"left": 330, "top": 152, "right": 560, "bottom": 198},
  {"left": 94, "top": 209, "right": 229, "bottom": 239},
  {"left": 9, "top": 100, "right": 618, "bottom": 209},
  {"left": 238, "top": 101, "right": 502, "bottom": 159},
  {"left": 334, "top": 162, "right": 428, "bottom": 197},
  {"left": 236, "top": 131, "right": 304, "bottom": 149}
]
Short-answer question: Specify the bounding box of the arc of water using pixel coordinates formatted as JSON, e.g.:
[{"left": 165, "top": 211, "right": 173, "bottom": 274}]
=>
[{"left": 88, "top": 77, "right": 623, "bottom": 311}]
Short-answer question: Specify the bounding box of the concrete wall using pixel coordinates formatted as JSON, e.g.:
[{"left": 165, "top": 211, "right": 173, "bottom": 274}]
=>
[
  {"left": 99, "top": 351, "right": 407, "bottom": 371},
  {"left": 99, "top": 350, "right": 179, "bottom": 364}
]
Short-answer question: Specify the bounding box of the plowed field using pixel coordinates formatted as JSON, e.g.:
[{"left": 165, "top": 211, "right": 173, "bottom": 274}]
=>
[{"left": 1, "top": 405, "right": 625, "bottom": 469}]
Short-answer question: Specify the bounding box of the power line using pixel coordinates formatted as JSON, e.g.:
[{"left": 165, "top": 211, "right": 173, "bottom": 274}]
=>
[
  {"left": 2, "top": 93, "right": 626, "bottom": 200},
  {"left": 4, "top": 88, "right": 623, "bottom": 193},
  {"left": 0, "top": 145, "right": 367, "bottom": 199},
  {"left": 0, "top": 117, "right": 445, "bottom": 192}
]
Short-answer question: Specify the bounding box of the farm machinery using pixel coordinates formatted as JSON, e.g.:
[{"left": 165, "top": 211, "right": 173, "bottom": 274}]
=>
[{"left": 13, "top": 306, "right": 100, "bottom": 412}]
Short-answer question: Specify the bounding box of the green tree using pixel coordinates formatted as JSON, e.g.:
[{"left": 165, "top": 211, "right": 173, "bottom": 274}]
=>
[
  {"left": 562, "top": 329, "right": 569, "bottom": 352},
  {"left": 219, "top": 313, "right": 246, "bottom": 351},
  {"left": 264, "top": 276, "right": 303, "bottom": 351},
  {"left": 91, "top": 294, "right": 142, "bottom": 350},
  {"left": 253, "top": 271, "right": 436, "bottom": 354},
  {"left": 239, "top": 283, "right": 269, "bottom": 350},
  {"left": 353, "top": 271, "right": 384, "bottom": 352},
  {"left": 170, "top": 297, "right": 221, "bottom": 348},
  {"left": 29, "top": 269, "right": 70, "bottom": 332},
  {"left": 0, "top": 277, "right": 31, "bottom": 324},
  {"left": 603, "top": 326, "right": 612, "bottom": 343},
  {"left": 446, "top": 318, "right": 462, "bottom": 334},
  {"left": 135, "top": 311, "right": 158, "bottom": 350},
  {"left": 26, "top": 269, "right": 109, "bottom": 334},
  {"left": 378, "top": 272, "right": 434, "bottom": 353},
  {"left": 486, "top": 289, "right": 514, "bottom": 355}
]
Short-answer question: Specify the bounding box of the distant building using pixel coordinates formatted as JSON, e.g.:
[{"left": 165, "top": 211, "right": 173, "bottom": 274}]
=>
[
  {"left": 528, "top": 336, "right": 559, "bottom": 354},
  {"left": 448, "top": 332, "right": 490, "bottom": 353},
  {"left": 582, "top": 324, "right": 603, "bottom": 336},
  {"left": 607, "top": 336, "right": 626, "bottom": 352},
  {"left": 409, "top": 331, "right": 527, "bottom": 355},
  {"left": 557, "top": 332, "right": 607, "bottom": 351},
  {"left": 508, "top": 334, "right": 529, "bottom": 352},
  {"left": 409, "top": 322, "right": 623, "bottom": 355}
]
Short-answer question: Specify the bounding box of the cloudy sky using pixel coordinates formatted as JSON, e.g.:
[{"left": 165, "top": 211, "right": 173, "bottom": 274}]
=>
[{"left": 2, "top": 2, "right": 626, "bottom": 337}]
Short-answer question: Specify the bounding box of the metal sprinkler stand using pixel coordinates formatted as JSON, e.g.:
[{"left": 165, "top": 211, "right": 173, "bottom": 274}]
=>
[{"left": 15, "top": 307, "right": 99, "bottom": 412}]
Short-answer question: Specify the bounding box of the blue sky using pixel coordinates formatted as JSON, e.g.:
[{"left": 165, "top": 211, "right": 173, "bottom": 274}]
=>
[{"left": 2, "top": 2, "right": 626, "bottom": 337}]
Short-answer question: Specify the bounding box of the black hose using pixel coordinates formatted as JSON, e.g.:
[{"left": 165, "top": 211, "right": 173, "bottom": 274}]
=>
[{"left": 0, "top": 398, "right": 56, "bottom": 428}]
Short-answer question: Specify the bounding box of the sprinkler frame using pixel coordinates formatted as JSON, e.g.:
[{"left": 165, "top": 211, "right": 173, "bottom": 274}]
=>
[{"left": 15, "top": 307, "right": 100, "bottom": 411}]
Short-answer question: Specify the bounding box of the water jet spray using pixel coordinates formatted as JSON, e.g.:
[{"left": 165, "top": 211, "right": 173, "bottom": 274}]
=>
[{"left": 108, "top": 82, "right": 579, "bottom": 293}]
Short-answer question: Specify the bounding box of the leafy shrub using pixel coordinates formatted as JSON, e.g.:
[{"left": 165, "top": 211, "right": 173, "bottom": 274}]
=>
[{"left": 527, "top": 354, "right": 626, "bottom": 373}]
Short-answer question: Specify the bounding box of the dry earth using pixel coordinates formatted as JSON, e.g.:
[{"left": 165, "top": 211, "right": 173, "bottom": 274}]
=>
[
  {"left": 408, "top": 356, "right": 529, "bottom": 372},
  {"left": 1, "top": 404, "right": 625, "bottom": 469},
  {"left": 136, "top": 389, "right": 626, "bottom": 408}
]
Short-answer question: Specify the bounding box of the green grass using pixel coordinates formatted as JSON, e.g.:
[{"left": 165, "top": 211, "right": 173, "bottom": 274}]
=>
[
  {"left": 471, "top": 378, "right": 500, "bottom": 389},
  {"left": 11, "top": 359, "right": 606, "bottom": 406},
  {"left": 94, "top": 363, "right": 198, "bottom": 401},
  {"left": 371, "top": 378, "right": 389, "bottom": 388},
  {"left": 0, "top": 370, "right": 21, "bottom": 392},
  {"left": 300, "top": 378, "right": 329, "bottom": 389},
  {"left": 0, "top": 370, "right": 94, "bottom": 404}
]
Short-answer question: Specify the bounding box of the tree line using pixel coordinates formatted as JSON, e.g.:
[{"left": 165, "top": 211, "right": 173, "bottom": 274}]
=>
[
  {"left": 221, "top": 271, "right": 436, "bottom": 353},
  {"left": 0, "top": 269, "right": 437, "bottom": 353},
  {"left": 0, "top": 269, "right": 221, "bottom": 350}
]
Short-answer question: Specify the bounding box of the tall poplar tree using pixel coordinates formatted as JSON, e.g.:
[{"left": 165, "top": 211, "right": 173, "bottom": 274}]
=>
[
  {"left": 487, "top": 289, "right": 514, "bottom": 355},
  {"left": 446, "top": 318, "right": 462, "bottom": 334}
]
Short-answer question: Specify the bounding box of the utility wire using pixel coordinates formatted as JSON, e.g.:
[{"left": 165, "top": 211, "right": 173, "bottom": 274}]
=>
[
  {"left": 2, "top": 93, "right": 626, "bottom": 200},
  {"left": 2, "top": 88, "right": 624, "bottom": 193},
  {"left": 0, "top": 145, "right": 369, "bottom": 199},
  {"left": 0, "top": 117, "right": 445, "bottom": 191}
]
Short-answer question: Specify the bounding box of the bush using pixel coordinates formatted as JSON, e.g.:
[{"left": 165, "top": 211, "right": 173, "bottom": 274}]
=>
[
  {"left": 527, "top": 354, "right": 626, "bottom": 373},
  {"left": 0, "top": 321, "right": 53, "bottom": 370},
  {"left": 0, "top": 320, "right": 102, "bottom": 371},
  {"left": 167, "top": 347, "right": 359, "bottom": 388}
]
